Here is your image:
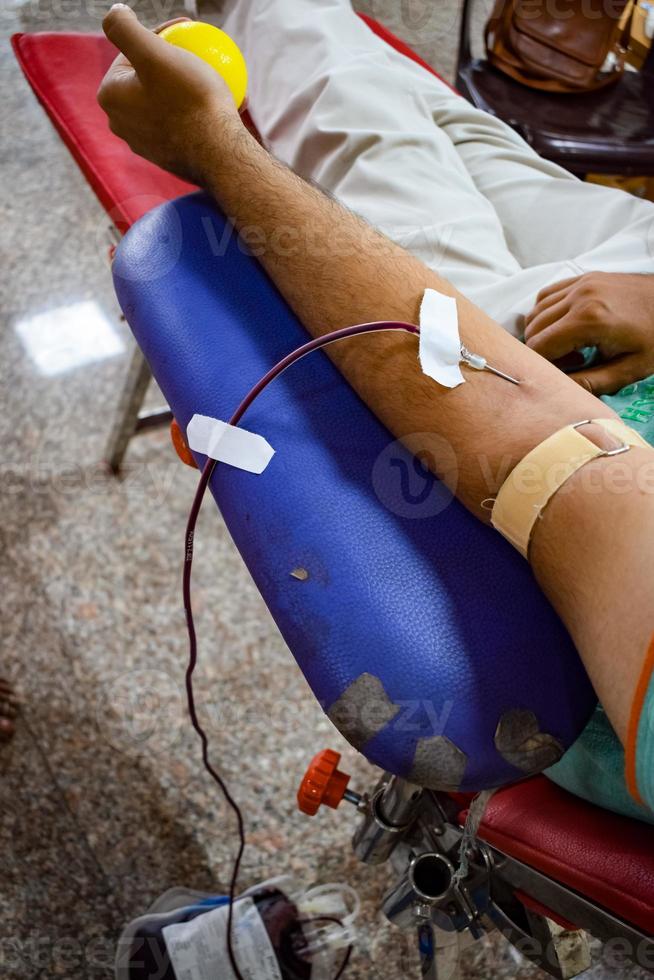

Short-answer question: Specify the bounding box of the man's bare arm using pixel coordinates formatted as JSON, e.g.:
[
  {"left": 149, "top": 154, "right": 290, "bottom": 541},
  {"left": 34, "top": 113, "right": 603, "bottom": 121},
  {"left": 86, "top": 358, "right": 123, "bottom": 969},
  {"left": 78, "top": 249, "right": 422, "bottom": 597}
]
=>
[
  {"left": 153, "top": 118, "right": 654, "bottom": 747},
  {"left": 99, "top": 6, "right": 654, "bottom": 749},
  {"left": 99, "top": 8, "right": 617, "bottom": 515}
]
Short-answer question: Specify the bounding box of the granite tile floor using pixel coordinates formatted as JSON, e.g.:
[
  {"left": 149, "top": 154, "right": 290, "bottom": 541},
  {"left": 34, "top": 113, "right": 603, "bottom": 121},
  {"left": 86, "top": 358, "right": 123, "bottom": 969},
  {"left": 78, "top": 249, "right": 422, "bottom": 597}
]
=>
[{"left": 0, "top": 1, "right": 649, "bottom": 979}]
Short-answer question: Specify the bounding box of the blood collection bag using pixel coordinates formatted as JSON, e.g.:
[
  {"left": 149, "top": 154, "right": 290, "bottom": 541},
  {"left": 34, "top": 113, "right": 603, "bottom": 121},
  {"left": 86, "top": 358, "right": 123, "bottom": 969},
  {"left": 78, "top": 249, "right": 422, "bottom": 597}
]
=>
[{"left": 115, "top": 877, "right": 358, "bottom": 980}]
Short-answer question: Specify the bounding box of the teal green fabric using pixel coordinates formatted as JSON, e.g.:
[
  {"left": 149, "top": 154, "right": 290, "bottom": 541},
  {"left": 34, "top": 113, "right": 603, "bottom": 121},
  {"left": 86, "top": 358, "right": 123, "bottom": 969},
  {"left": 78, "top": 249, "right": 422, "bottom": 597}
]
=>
[
  {"left": 635, "top": 671, "right": 654, "bottom": 814},
  {"left": 547, "top": 705, "right": 654, "bottom": 825},
  {"left": 601, "top": 373, "right": 654, "bottom": 443},
  {"left": 545, "top": 373, "right": 654, "bottom": 822}
]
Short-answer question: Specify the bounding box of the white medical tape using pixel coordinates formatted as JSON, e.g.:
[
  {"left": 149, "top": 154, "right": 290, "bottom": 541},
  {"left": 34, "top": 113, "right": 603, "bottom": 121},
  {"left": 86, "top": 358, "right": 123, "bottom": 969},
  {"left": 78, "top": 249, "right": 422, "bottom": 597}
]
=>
[
  {"left": 186, "top": 414, "right": 275, "bottom": 474},
  {"left": 419, "top": 288, "right": 465, "bottom": 389}
]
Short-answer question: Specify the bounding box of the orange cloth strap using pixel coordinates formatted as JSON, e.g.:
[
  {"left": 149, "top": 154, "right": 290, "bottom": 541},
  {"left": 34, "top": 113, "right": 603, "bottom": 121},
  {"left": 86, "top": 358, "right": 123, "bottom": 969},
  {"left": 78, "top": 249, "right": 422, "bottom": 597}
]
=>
[{"left": 626, "top": 633, "right": 654, "bottom": 805}]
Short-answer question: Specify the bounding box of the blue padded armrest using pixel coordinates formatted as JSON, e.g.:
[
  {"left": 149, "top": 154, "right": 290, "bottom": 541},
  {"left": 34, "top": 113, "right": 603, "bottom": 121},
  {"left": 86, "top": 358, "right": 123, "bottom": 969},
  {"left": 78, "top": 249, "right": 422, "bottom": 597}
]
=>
[{"left": 113, "top": 192, "right": 595, "bottom": 792}]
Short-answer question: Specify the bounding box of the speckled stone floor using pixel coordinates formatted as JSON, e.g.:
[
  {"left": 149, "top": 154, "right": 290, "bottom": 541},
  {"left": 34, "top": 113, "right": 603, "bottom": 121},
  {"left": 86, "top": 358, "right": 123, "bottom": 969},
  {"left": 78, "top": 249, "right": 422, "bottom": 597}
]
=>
[{"left": 0, "top": 2, "right": 649, "bottom": 979}]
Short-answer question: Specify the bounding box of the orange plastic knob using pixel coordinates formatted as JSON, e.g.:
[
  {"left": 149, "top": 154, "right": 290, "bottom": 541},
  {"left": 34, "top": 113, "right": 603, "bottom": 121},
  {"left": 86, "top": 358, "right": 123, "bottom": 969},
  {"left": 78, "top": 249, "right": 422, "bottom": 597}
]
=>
[
  {"left": 170, "top": 419, "right": 198, "bottom": 469},
  {"left": 297, "top": 749, "right": 350, "bottom": 816}
]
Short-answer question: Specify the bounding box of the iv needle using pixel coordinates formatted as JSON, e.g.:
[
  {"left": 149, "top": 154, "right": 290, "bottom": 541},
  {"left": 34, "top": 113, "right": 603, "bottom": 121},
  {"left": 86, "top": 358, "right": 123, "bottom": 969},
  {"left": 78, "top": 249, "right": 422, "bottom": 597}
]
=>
[
  {"left": 483, "top": 363, "right": 521, "bottom": 385},
  {"left": 460, "top": 345, "right": 521, "bottom": 385}
]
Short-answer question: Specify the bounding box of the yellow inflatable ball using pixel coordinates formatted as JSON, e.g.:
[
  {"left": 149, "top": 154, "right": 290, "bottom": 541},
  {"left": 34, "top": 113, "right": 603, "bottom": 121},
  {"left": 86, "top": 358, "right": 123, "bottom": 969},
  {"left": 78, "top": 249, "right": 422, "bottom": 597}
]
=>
[{"left": 160, "top": 21, "right": 248, "bottom": 110}]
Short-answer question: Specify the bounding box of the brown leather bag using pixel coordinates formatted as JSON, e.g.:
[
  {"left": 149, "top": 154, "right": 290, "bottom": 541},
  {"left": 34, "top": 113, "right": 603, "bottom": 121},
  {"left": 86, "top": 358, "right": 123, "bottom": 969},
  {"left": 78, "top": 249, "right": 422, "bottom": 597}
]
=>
[{"left": 485, "top": 0, "right": 632, "bottom": 92}]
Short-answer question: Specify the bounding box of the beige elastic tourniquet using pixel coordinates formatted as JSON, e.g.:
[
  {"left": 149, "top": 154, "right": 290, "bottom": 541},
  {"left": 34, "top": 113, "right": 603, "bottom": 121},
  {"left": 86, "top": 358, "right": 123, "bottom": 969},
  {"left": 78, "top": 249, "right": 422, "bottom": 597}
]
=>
[{"left": 491, "top": 418, "right": 649, "bottom": 558}]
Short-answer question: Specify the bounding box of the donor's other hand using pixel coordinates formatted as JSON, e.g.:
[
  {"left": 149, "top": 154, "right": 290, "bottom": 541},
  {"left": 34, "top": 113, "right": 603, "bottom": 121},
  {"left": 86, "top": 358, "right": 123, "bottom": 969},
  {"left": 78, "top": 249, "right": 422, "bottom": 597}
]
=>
[{"left": 525, "top": 272, "right": 654, "bottom": 396}]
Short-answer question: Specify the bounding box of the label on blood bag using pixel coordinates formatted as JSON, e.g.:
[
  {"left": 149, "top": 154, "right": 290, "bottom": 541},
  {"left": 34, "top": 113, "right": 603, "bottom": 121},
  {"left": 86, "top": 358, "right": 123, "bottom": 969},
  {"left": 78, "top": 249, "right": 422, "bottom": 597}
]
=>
[{"left": 162, "top": 897, "right": 282, "bottom": 980}]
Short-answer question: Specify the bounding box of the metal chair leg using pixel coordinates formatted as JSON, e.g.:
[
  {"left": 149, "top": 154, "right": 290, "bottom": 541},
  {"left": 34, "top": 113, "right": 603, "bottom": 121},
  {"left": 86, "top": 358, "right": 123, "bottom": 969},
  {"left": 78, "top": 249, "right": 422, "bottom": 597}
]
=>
[{"left": 105, "top": 345, "right": 155, "bottom": 473}]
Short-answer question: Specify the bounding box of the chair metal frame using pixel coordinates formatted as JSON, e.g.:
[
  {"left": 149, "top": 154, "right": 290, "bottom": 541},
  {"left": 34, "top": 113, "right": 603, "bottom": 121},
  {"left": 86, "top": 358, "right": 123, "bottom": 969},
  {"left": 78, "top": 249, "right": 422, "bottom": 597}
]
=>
[
  {"left": 328, "top": 769, "right": 654, "bottom": 980},
  {"left": 104, "top": 229, "right": 172, "bottom": 472},
  {"left": 105, "top": 343, "right": 171, "bottom": 472}
]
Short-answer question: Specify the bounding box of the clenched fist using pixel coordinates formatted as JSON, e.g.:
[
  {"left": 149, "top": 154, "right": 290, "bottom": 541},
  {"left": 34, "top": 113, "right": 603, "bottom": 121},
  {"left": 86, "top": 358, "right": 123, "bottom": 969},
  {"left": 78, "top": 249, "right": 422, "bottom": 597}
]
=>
[{"left": 97, "top": 4, "right": 242, "bottom": 184}]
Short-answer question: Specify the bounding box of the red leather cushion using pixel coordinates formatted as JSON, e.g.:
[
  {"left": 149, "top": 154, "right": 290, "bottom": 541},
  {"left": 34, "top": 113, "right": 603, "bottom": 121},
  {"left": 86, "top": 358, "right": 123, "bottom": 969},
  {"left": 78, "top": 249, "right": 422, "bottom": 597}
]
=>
[
  {"left": 11, "top": 31, "right": 195, "bottom": 231},
  {"left": 12, "top": 20, "right": 451, "bottom": 229},
  {"left": 472, "top": 777, "right": 654, "bottom": 935}
]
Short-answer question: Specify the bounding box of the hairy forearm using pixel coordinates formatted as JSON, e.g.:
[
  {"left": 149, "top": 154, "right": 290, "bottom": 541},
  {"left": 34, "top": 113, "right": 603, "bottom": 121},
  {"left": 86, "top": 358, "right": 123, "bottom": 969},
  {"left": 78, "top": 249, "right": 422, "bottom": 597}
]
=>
[
  {"left": 202, "top": 122, "right": 654, "bottom": 746},
  {"left": 202, "top": 118, "right": 616, "bottom": 517}
]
